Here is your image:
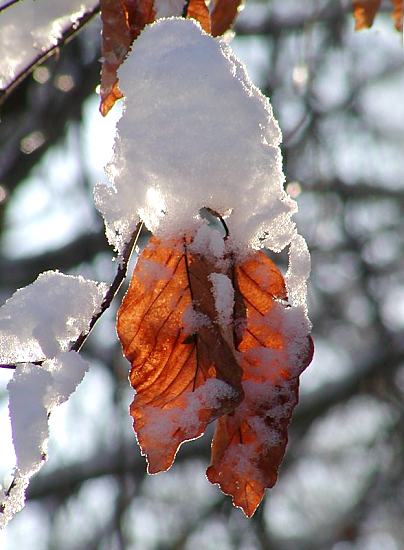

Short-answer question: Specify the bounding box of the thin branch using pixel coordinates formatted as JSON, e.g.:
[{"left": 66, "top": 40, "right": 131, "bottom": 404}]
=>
[
  {"left": 182, "top": 0, "right": 191, "bottom": 18},
  {"left": 0, "top": 0, "right": 21, "bottom": 14},
  {"left": 72, "top": 221, "right": 143, "bottom": 352},
  {"left": 0, "top": 3, "right": 100, "bottom": 107},
  {"left": 0, "top": 222, "right": 143, "bottom": 370}
]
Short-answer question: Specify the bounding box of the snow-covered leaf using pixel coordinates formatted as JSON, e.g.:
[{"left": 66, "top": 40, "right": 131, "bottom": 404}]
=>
[{"left": 117, "top": 226, "right": 244, "bottom": 473}]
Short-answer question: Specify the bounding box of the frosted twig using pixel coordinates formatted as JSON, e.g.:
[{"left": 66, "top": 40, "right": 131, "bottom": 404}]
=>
[{"left": 0, "top": 3, "right": 100, "bottom": 107}]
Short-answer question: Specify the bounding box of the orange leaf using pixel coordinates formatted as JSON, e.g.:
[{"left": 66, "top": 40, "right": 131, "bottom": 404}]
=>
[
  {"left": 207, "top": 251, "right": 313, "bottom": 517},
  {"left": 211, "top": 0, "right": 244, "bottom": 37},
  {"left": 99, "top": 0, "right": 155, "bottom": 116},
  {"left": 352, "top": 0, "right": 382, "bottom": 29},
  {"left": 186, "top": 0, "right": 211, "bottom": 34},
  {"left": 390, "top": 0, "right": 403, "bottom": 31},
  {"left": 117, "top": 235, "right": 244, "bottom": 473}
]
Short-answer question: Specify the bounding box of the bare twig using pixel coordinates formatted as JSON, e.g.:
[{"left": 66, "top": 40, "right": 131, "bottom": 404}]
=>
[{"left": 0, "top": 0, "right": 22, "bottom": 14}]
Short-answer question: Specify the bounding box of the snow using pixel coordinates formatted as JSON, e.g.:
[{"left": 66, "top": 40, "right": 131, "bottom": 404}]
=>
[
  {"left": 0, "top": 0, "right": 98, "bottom": 90},
  {"left": 0, "top": 272, "right": 105, "bottom": 529},
  {"left": 1, "top": 352, "right": 89, "bottom": 529},
  {"left": 182, "top": 304, "right": 211, "bottom": 334},
  {"left": 42, "top": 351, "right": 90, "bottom": 408},
  {"left": 0, "top": 271, "right": 107, "bottom": 364},
  {"left": 209, "top": 273, "right": 234, "bottom": 326},
  {"left": 154, "top": 0, "right": 185, "bottom": 18},
  {"left": 136, "top": 258, "right": 175, "bottom": 290},
  {"left": 8, "top": 363, "right": 51, "bottom": 476},
  {"left": 141, "top": 379, "right": 237, "bottom": 470},
  {"left": 188, "top": 222, "right": 226, "bottom": 263},
  {"left": 0, "top": 474, "right": 30, "bottom": 530},
  {"left": 6, "top": 352, "right": 89, "bottom": 476},
  {"left": 285, "top": 233, "right": 311, "bottom": 309},
  {"left": 94, "top": 18, "right": 297, "bottom": 256}
]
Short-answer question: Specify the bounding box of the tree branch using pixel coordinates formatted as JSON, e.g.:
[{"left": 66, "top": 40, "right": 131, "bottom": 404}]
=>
[
  {"left": 72, "top": 222, "right": 143, "bottom": 352},
  {"left": 0, "top": 0, "right": 21, "bottom": 14},
  {"left": 0, "top": 3, "right": 100, "bottom": 106}
]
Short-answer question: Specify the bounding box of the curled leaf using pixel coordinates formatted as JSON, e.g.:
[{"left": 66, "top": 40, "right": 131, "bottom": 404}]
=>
[
  {"left": 211, "top": 0, "right": 244, "bottom": 37},
  {"left": 390, "top": 0, "right": 403, "bottom": 31},
  {"left": 117, "top": 234, "right": 243, "bottom": 473},
  {"left": 186, "top": 0, "right": 211, "bottom": 33},
  {"left": 207, "top": 251, "right": 313, "bottom": 517},
  {"left": 352, "top": 0, "right": 381, "bottom": 29},
  {"left": 100, "top": 0, "right": 155, "bottom": 116}
]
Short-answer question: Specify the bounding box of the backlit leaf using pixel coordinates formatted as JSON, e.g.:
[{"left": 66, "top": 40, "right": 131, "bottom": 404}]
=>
[
  {"left": 117, "top": 234, "right": 243, "bottom": 473},
  {"left": 211, "top": 0, "right": 244, "bottom": 37},
  {"left": 99, "top": 0, "right": 155, "bottom": 116},
  {"left": 390, "top": 0, "right": 403, "bottom": 31},
  {"left": 352, "top": 0, "right": 381, "bottom": 29},
  {"left": 207, "top": 251, "right": 313, "bottom": 517},
  {"left": 186, "top": 0, "right": 211, "bottom": 33}
]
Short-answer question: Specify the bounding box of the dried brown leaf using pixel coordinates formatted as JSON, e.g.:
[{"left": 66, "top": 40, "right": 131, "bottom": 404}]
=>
[
  {"left": 211, "top": 0, "right": 244, "bottom": 37},
  {"left": 99, "top": 0, "right": 155, "bottom": 116},
  {"left": 352, "top": 0, "right": 382, "bottom": 29},
  {"left": 207, "top": 251, "right": 313, "bottom": 517},
  {"left": 117, "top": 235, "right": 243, "bottom": 473},
  {"left": 186, "top": 0, "right": 211, "bottom": 34},
  {"left": 390, "top": 0, "right": 403, "bottom": 31}
]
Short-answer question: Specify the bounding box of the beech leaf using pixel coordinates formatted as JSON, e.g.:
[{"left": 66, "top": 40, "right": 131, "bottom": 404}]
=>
[
  {"left": 99, "top": 0, "right": 155, "bottom": 116},
  {"left": 352, "top": 0, "right": 403, "bottom": 31},
  {"left": 117, "top": 234, "right": 244, "bottom": 473},
  {"left": 390, "top": 0, "right": 403, "bottom": 31},
  {"left": 207, "top": 251, "right": 313, "bottom": 517},
  {"left": 352, "top": 0, "right": 382, "bottom": 29},
  {"left": 186, "top": 0, "right": 211, "bottom": 34},
  {"left": 211, "top": 0, "right": 244, "bottom": 37}
]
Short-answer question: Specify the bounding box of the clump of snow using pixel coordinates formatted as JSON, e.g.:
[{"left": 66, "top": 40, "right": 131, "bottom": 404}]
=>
[
  {"left": 1, "top": 351, "right": 90, "bottom": 529},
  {"left": 95, "top": 18, "right": 297, "bottom": 256},
  {"left": 188, "top": 222, "right": 226, "bottom": 263},
  {"left": 0, "top": 0, "right": 98, "bottom": 90},
  {"left": 7, "top": 352, "right": 89, "bottom": 476},
  {"left": 42, "top": 351, "right": 90, "bottom": 409},
  {"left": 0, "top": 473, "right": 30, "bottom": 530},
  {"left": 0, "top": 271, "right": 107, "bottom": 364},
  {"left": 0, "top": 271, "right": 105, "bottom": 529},
  {"left": 285, "top": 234, "right": 311, "bottom": 309},
  {"left": 154, "top": 0, "right": 185, "bottom": 18},
  {"left": 209, "top": 273, "right": 234, "bottom": 326},
  {"left": 182, "top": 304, "right": 211, "bottom": 335},
  {"left": 8, "top": 363, "right": 51, "bottom": 476}
]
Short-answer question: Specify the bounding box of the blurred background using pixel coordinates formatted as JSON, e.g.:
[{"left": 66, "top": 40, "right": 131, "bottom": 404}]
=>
[{"left": 1, "top": 0, "right": 404, "bottom": 548}]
